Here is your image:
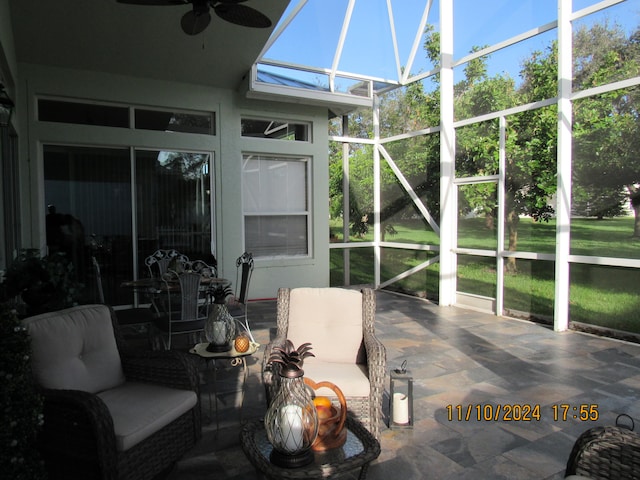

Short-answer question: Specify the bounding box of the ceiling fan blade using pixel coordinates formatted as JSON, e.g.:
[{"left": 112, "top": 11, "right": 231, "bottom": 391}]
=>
[
  {"left": 116, "top": 0, "right": 187, "bottom": 5},
  {"left": 181, "top": 9, "right": 212, "bottom": 35},
  {"left": 214, "top": 3, "right": 272, "bottom": 28}
]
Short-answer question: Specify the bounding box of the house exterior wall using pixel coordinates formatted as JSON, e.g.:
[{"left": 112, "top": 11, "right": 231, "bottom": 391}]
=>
[{"left": 12, "top": 63, "right": 329, "bottom": 300}]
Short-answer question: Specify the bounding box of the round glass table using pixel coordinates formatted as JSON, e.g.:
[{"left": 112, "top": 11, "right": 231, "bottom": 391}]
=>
[{"left": 241, "top": 415, "right": 380, "bottom": 479}]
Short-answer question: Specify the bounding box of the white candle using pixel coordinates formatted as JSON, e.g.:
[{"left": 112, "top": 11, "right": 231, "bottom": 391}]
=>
[
  {"left": 392, "top": 392, "right": 410, "bottom": 424},
  {"left": 278, "top": 405, "right": 304, "bottom": 452},
  {"left": 212, "top": 321, "right": 226, "bottom": 344}
]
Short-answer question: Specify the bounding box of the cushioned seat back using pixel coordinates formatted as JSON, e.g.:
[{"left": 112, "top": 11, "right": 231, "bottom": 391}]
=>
[
  {"left": 287, "top": 288, "right": 363, "bottom": 364},
  {"left": 22, "top": 304, "right": 125, "bottom": 393}
]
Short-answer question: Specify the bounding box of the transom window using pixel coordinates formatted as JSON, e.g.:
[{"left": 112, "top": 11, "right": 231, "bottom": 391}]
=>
[{"left": 38, "top": 98, "right": 215, "bottom": 135}]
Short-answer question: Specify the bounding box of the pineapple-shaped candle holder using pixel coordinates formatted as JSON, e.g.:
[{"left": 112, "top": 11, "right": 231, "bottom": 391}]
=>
[
  {"left": 205, "top": 284, "right": 235, "bottom": 352},
  {"left": 264, "top": 340, "right": 319, "bottom": 468}
]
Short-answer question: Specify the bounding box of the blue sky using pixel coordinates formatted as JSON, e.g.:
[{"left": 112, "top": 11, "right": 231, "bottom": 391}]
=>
[{"left": 263, "top": 0, "right": 639, "bottom": 88}]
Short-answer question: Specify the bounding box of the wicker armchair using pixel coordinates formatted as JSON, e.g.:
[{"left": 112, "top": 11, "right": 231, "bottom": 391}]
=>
[
  {"left": 262, "top": 287, "right": 386, "bottom": 439},
  {"left": 565, "top": 423, "right": 640, "bottom": 479},
  {"left": 22, "top": 304, "right": 201, "bottom": 480}
]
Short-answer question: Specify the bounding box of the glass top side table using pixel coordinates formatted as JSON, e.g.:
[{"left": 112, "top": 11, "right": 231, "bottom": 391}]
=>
[
  {"left": 189, "top": 341, "right": 259, "bottom": 430},
  {"left": 241, "top": 415, "right": 380, "bottom": 479}
]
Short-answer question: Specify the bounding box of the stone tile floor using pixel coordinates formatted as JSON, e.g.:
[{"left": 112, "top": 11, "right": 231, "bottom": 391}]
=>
[{"left": 138, "top": 290, "right": 640, "bottom": 480}]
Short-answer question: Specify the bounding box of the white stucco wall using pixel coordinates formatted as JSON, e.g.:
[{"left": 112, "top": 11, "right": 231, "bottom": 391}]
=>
[{"left": 14, "top": 63, "right": 330, "bottom": 300}]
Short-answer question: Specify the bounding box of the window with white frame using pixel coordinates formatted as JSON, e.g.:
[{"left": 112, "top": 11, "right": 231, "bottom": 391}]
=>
[{"left": 242, "top": 154, "right": 310, "bottom": 258}]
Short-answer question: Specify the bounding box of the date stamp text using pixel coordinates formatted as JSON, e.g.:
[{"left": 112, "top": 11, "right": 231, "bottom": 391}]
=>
[{"left": 445, "top": 404, "right": 599, "bottom": 422}]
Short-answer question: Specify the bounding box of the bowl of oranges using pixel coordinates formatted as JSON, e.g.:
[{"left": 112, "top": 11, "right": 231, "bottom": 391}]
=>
[{"left": 304, "top": 378, "right": 348, "bottom": 451}]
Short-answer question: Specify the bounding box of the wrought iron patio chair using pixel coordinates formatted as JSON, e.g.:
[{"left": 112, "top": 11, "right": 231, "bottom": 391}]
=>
[
  {"left": 91, "top": 255, "right": 106, "bottom": 304},
  {"left": 144, "top": 249, "right": 189, "bottom": 279},
  {"left": 189, "top": 258, "right": 217, "bottom": 278},
  {"left": 92, "top": 255, "right": 155, "bottom": 339},
  {"left": 155, "top": 263, "right": 210, "bottom": 349},
  {"left": 227, "top": 252, "right": 254, "bottom": 342}
]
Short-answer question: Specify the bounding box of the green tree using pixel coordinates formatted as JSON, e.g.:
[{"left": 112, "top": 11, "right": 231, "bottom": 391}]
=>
[
  {"left": 572, "top": 23, "right": 640, "bottom": 234},
  {"left": 329, "top": 19, "right": 640, "bottom": 264}
]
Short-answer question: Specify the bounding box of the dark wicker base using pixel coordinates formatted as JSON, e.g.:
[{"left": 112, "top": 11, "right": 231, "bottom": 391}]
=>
[
  {"left": 270, "top": 448, "right": 314, "bottom": 468},
  {"left": 241, "top": 415, "right": 380, "bottom": 479}
]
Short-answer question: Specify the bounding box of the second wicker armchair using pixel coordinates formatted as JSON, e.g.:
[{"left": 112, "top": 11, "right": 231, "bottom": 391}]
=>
[{"left": 262, "top": 287, "right": 386, "bottom": 439}]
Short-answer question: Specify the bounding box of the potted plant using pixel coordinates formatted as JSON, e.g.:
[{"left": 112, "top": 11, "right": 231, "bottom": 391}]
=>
[
  {"left": 0, "top": 303, "right": 46, "bottom": 479},
  {"left": 1, "top": 249, "right": 83, "bottom": 316}
]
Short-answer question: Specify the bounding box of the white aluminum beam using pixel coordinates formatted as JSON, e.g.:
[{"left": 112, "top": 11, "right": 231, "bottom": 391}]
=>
[
  {"left": 402, "top": 0, "right": 433, "bottom": 84},
  {"left": 554, "top": 0, "right": 573, "bottom": 332},
  {"left": 330, "top": 0, "right": 356, "bottom": 93},
  {"left": 386, "top": 0, "right": 403, "bottom": 82},
  {"left": 496, "top": 116, "right": 507, "bottom": 317},
  {"left": 438, "top": 0, "right": 456, "bottom": 306},
  {"left": 373, "top": 94, "right": 382, "bottom": 287},
  {"left": 379, "top": 144, "right": 440, "bottom": 235}
]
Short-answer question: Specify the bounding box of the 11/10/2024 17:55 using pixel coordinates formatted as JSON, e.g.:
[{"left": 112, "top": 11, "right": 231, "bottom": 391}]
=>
[{"left": 445, "top": 403, "right": 599, "bottom": 422}]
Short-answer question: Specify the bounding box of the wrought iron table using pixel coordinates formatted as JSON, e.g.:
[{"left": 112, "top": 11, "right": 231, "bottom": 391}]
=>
[
  {"left": 189, "top": 341, "right": 259, "bottom": 429},
  {"left": 241, "top": 415, "right": 380, "bottom": 479}
]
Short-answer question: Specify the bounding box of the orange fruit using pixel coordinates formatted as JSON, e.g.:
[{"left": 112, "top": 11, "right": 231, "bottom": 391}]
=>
[
  {"left": 313, "top": 396, "right": 332, "bottom": 408},
  {"left": 316, "top": 405, "right": 332, "bottom": 419}
]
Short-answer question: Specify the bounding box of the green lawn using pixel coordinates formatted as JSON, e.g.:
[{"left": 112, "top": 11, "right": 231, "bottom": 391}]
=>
[{"left": 330, "top": 216, "right": 640, "bottom": 333}]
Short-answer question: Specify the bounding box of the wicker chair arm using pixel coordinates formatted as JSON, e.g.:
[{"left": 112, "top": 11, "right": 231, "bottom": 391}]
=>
[
  {"left": 262, "top": 334, "right": 287, "bottom": 405},
  {"left": 263, "top": 334, "right": 287, "bottom": 361},
  {"left": 363, "top": 331, "right": 386, "bottom": 439},
  {"left": 363, "top": 332, "right": 386, "bottom": 387},
  {"left": 275, "top": 288, "right": 291, "bottom": 337},
  {"left": 566, "top": 425, "right": 640, "bottom": 479},
  {"left": 121, "top": 350, "right": 199, "bottom": 393},
  {"left": 41, "top": 389, "right": 118, "bottom": 480}
]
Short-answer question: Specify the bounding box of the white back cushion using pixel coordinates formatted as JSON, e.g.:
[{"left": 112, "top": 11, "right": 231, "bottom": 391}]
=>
[
  {"left": 22, "top": 304, "right": 125, "bottom": 393},
  {"left": 287, "top": 288, "right": 363, "bottom": 364}
]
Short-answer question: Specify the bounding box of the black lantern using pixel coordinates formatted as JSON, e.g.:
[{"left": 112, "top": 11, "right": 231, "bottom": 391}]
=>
[{"left": 389, "top": 360, "right": 413, "bottom": 429}]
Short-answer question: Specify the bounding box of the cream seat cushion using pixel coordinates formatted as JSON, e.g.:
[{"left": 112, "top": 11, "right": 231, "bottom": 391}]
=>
[
  {"left": 98, "top": 382, "right": 197, "bottom": 451},
  {"left": 302, "top": 362, "right": 371, "bottom": 397}
]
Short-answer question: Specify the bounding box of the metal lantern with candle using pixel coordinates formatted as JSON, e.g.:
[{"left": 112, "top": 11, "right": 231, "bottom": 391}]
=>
[
  {"left": 264, "top": 340, "right": 319, "bottom": 468},
  {"left": 389, "top": 360, "right": 413, "bottom": 429}
]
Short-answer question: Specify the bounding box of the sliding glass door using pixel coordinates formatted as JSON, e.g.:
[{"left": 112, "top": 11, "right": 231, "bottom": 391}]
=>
[
  {"left": 135, "top": 150, "right": 213, "bottom": 270},
  {"left": 43, "top": 145, "right": 214, "bottom": 307}
]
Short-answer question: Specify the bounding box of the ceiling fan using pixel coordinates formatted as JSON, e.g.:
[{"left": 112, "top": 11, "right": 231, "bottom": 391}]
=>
[{"left": 116, "top": 0, "right": 272, "bottom": 35}]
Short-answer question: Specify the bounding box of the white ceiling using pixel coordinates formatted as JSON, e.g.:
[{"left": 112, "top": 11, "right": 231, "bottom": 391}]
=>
[{"left": 9, "top": 0, "right": 290, "bottom": 89}]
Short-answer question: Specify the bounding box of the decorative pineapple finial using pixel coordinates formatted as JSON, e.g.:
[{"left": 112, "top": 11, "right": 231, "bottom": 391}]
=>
[
  {"left": 211, "top": 283, "right": 233, "bottom": 304},
  {"left": 269, "top": 340, "right": 314, "bottom": 378}
]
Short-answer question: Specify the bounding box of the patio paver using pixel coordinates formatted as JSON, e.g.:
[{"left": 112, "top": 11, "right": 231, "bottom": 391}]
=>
[{"left": 149, "top": 290, "right": 640, "bottom": 480}]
